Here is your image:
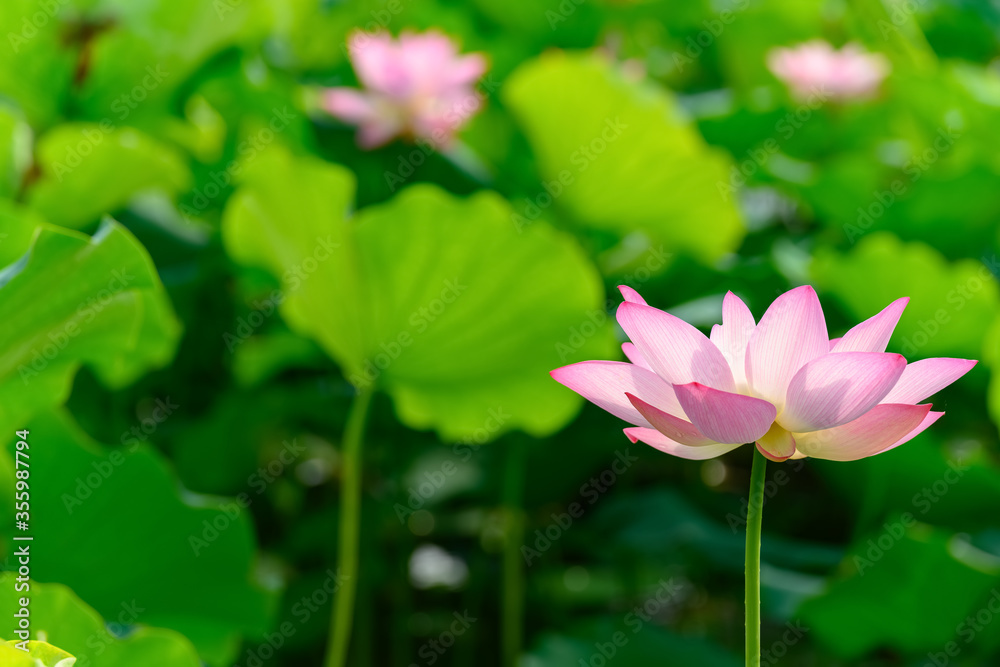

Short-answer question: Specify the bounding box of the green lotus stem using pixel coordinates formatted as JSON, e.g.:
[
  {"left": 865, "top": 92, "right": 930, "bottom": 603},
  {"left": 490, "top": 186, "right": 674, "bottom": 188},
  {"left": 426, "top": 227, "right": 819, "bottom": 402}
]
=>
[
  {"left": 745, "top": 446, "right": 767, "bottom": 667},
  {"left": 502, "top": 438, "right": 526, "bottom": 667},
  {"left": 325, "top": 386, "right": 375, "bottom": 667}
]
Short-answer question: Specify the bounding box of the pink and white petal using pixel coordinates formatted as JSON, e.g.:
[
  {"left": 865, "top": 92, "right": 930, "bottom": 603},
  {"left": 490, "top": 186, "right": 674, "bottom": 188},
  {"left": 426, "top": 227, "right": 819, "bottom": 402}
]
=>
[
  {"left": 792, "top": 403, "right": 932, "bottom": 461},
  {"left": 618, "top": 285, "right": 647, "bottom": 305},
  {"left": 323, "top": 89, "right": 378, "bottom": 123},
  {"left": 779, "top": 351, "right": 906, "bottom": 432},
  {"left": 673, "top": 382, "right": 777, "bottom": 444},
  {"left": 877, "top": 410, "right": 944, "bottom": 455},
  {"left": 756, "top": 422, "right": 796, "bottom": 461},
  {"left": 626, "top": 393, "right": 715, "bottom": 447},
  {"left": 880, "top": 358, "right": 978, "bottom": 405},
  {"left": 746, "top": 285, "right": 829, "bottom": 409},
  {"left": 622, "top": 342, "right": 653, "bottom": 371},
  {"left": 617, "top": 302, "right": 735, "bottom": 392},
  {"left": 828, "top": 337, "right": 841, "bottom": 351},
  {"left": 551, "top": 360, "right": 684, "bottom": 427},
  {"left": 624, "top": 427, "right": 743, "bottom": 460},
  {"left": 713, "top": 291, "right": 756, "bottom": 388},
  {"left": 831, "top": 297, "right": 908, "bottom": 353},
  {"left": 444, "top": 53, "right": 488, "bottom": 87}
]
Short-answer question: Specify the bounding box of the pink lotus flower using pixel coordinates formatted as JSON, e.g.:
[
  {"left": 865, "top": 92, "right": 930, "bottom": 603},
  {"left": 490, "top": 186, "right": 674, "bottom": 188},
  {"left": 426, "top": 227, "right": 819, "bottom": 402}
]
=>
[
  {"left": 323, "top": 30, "right": 488, "bottom": 149},
  {"left": 552, "top": 286, "right": 975, "bottom": 462},
  {"left": 767, "top": 41, "right": 889, "bottom": 101}
]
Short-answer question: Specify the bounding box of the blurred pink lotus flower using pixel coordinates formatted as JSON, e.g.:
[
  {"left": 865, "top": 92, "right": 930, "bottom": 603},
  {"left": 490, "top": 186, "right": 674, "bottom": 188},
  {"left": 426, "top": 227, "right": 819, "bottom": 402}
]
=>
[
  {"left": 323, "top": 30, "right": 488, "bottom": 149},
  {"left": 768, "top": 41, "right": 889, "bottom": 101},
  {"left": 552, "top": 286, "right": 975, "bottom": 462}
]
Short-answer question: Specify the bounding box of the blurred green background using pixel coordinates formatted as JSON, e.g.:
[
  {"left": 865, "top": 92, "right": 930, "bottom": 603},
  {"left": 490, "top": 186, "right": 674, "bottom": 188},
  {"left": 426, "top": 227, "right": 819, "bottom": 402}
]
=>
[{"left": 2, "top": 0, "right": 1000, "bottom": 665}]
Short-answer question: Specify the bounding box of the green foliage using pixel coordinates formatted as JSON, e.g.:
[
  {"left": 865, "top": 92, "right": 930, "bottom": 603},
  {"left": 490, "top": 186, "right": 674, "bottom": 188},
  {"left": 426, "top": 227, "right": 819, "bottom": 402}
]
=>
[
  {"left": 222, "top": 148, "right": 614, "bottom": 441},
  {"left": 0, "top": 0, "right": 999, "bottom": 665},
  {"left": 505, "top": 52, "right": 745, "bottom": 264},
  {"left": 0, "top": 219, "right": 180, "bottom": 434},
  {"left": 0, "top": 581, "right": 200, "bottom": 666},
  {"left": 0, "top": 412, "right": 273, "bottom": 665}
]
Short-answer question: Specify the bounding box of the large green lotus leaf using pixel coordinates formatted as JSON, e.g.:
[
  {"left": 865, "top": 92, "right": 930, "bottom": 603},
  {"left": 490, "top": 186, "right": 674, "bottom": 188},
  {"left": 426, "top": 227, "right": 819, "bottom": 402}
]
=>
[
  {"left": 798, "top": 528, "right": 1000, "bottom": 658},
  {"left": 0, "top": 0, "right": 79, "bottom": 128},
  {"left": 0, "top": 639, "right": 75, "bottom": 667},
  {"left": 222, "top": 149, "right": 614, "bottom": 441},
  {"left": 27, "top": 124, "right": 191, "bottom": 230},
  {"left": 503, "top": 52, "right": 744, "bottom": 264},
  {"left": 0, "top": 580, "right": 199, "bottom": 666},
  {"left": 0, "top": 219, "right": 180, "bottom": 434},
  {"left": 812, "top": 232, "right": 997, "bottom": 359},
  {"left": 0, "top": 412, "right": 273, "bottom": 665}
]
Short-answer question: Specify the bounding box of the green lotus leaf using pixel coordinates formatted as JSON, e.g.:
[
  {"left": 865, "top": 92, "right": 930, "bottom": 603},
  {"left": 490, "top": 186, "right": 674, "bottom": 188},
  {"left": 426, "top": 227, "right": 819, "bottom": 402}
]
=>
[
  {"left": 0, "top": 579, "right": 200, "bottom": 666},
  {"left": 0, "top": 411, "right": 274, "bottom": 665},
  {"left": 27, "top": 124, "right": 191, "bottom": 230},
  {"left": 222, "top": 148, "right": 614, "bottom": 441},
  {"left": 0, "top": 218, "right": 181, "bottom": 434},
  {"left": 504, "top": 51, "right": 745, "bottom": 263}
]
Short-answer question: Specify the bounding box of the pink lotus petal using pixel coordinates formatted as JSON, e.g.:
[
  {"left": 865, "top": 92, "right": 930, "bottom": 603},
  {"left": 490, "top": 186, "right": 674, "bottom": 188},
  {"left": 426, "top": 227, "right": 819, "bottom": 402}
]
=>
[
  {"left": 618, "top": 285, "right": 647, "bottom": 305},
  {"left": 622, "top": 342, "right": 652, "bottom": 371},
  {"left": 673, "top": 382, "right": 776, "bottom": 444},
  {"left": 756, "top": 423, "right": 796, "bottom": 461},
  {"left": 793, "top": 403, "right": 932, "bottom": 461},
  {"left": 779, "top": 351, "right": 907, "bottom": 432},
  {"left": 881, "top": 358, "right": 978, "bottom": 405},
  {"left": 323, "top": 89, "right": 378, "bottom": 123},
  {"left": 710, "top": 291, "right": 755, "bottom": 390},
  {"left": 828, "top": 337, "right": 841, "bottom": 350},
  {"left": 617, "top": 302, "right": 735, "bottom": 392},
  {"left": 550, "top": 360, "right": 684, "bottom": 427},
  {"left": 878, "top": 410, "right": 945, "bottom": 454},
  {"left": 624, "top": 427, "right": 743, "bottom": 460},
  {"left": 626, "top": 393, "right": 715, "bottom": 447},
  {"left": 325, "top": 30, "right": 487, "bottom": 149},
  {"left": 768, "top": 41, "right": 889, "bottom": 101},
  {"left": 746, "top": 285, "right": 828, "bottom": 409},
  {"left": 831, "top": 297, "right": 908, "bottom": 353}
]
